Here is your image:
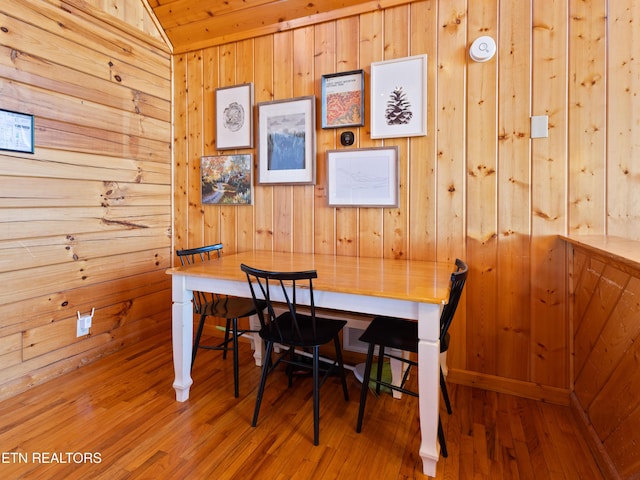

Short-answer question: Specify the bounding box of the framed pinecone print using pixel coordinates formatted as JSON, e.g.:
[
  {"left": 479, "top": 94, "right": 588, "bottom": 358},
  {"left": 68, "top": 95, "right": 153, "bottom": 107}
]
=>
[{"left": 370, "top": 55, "right": 427, "bottom": 139}]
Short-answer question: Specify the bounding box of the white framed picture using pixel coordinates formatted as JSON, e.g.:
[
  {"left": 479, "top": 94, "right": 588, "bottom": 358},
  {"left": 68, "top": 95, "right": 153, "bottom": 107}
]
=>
[
  {"left": 215, "top": 83, "right": 253, "bottom": 150},
  {"left": 327, "top": 147, "right": 399, "bottom": 207},
  {"left": 370, "top": 54, "right": 427, "bottom": 139},
  {"left": 257, "top": 96, "right": 316, "bottom": 185}
]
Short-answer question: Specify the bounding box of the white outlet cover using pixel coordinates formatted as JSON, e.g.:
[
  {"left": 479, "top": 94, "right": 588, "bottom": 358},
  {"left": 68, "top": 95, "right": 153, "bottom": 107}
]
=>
[{"left": 77, "top": 315, "right": 91, "bottom": 337}]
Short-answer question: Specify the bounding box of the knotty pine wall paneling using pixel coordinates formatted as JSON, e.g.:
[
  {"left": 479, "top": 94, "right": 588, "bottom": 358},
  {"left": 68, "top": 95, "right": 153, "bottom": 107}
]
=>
[
  {"left": 607, "top": 2, "right": 640, "bottom": 238},
  {"left": 567, "top": 240, "right": 640, "bottom": 480},
  {"left": 569, "top": 0, "right": 607, "bottom": 237},
  {"left": 435, "top": 2, "right": 468, "bottom": 371},
  {"left": 530, "top": 0, "right": 569, "bottom": 389},
  {"left": 496, "top": 1, "right": 532, "bottom": 383},
  {"left": 84, "top": 0, "right": 163, "bottom": 43},
  {"left": 465, "top": 0, "right": 499, "bottom": 378},
  {"left": 0, "top": 0, "right": 171, "bottom": 400},
  {"left": 173, "top": 0, "right": 640, "bottom": 402}
]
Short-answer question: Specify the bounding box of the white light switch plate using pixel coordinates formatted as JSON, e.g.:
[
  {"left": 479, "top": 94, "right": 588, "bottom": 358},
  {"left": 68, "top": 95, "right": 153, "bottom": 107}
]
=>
[{"left": 531, "top": 115, "right": 549, "bottom": 138}]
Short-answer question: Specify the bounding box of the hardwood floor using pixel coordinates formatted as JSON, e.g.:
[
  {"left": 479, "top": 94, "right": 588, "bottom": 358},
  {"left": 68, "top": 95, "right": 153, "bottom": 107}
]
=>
[{"left": 0, "top": 327, "right": 603, "bottom": 479}]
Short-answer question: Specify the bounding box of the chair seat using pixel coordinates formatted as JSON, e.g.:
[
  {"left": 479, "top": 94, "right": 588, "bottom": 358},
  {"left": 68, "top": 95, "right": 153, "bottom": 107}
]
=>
[
  {"left": 241, "top": 263, "right": 350, "bottom": 446},
  {"left": 360, "top": 316, "right": 418, "bottom": 353},
  {"left": 260, "top": 312, "right": 347, "bottom": 347},
  {"left": 202, "top": 296, "right": 266, "bottom": 320}
]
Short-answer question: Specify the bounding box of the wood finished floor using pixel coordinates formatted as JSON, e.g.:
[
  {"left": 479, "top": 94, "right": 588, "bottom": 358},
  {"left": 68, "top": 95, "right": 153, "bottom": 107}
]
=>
[{"left": 0, "top": 327, "right": 603, "bottom": 479}]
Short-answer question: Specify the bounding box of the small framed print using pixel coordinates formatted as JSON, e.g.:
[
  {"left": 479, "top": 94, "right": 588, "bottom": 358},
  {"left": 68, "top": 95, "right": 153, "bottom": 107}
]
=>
[
  {"left": 370, "top": 54, "right": 427, "bottom": 139},
  {"left": 0, "top": 109, "right": 34, "bottom": 154},
  {"left": 215, "top": 83, "right": 253, "bottom": 150},
  {"left": 321, "top": 69, "right": 365, "bottom": 129},
  {"left": 257, "top": 96, "right": 316, "bottom": 185},
  {"left": 327, "top": 147, "right": 399, "bottom": 207},
  {"left": 201, "top": 154, "right": 253, "bottom": 205}
]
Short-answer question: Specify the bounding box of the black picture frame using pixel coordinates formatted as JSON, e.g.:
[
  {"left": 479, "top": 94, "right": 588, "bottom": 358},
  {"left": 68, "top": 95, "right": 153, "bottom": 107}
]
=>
[
  {"left": 0, "top": 108, "right": 34, "bottom": 154},
  {"left": 321, "top": 69, "right": 365, "bottom": 129}
]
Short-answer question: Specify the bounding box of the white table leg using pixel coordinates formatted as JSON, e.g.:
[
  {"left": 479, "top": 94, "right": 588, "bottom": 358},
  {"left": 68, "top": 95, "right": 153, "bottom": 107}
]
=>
[
  {"left": 388, "top": 350, "right": 412, "bottom": 400},
  {"left": 417, "top": 302, "right": 443, "bottom": 478},
  {"left": 172, "top": 274, "right": 193, "bottom": 402},
  {"left": 249, "top": 314, "right": 263, "bottom": 366}
]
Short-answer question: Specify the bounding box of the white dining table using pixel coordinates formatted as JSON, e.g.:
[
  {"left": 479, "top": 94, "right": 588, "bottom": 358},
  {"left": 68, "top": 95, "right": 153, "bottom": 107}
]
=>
[{"left": 167, "top": 250, "right": 452, "bottom": 477}]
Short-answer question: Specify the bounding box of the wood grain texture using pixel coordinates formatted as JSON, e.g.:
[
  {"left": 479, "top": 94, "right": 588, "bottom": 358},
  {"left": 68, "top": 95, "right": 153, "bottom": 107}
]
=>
[
  {"left": 0, "top": 0, "right": 171, "bottom": 400},
  {"left": 465, "top": 0, "right": 499, "bottom": 376},
  {"left": 172, "top": 0, "right": 640, "bottom": 402},
  {"left": 153, "top": 0, "right": 416, "bottom": 53},
  {"left": 566, "top": 237, "right": 640, "bottom": 480},
  {"left": 607, "top": 1, "right": 640, "bottom": 240},
  {"left": 0, "top": 328, "right": 604, "bottom": 479},
  {"left": 5, "top": 0, "right": 640, "bottom": 453},
  {"left": 568, "top": 0, "right": 607, "bottom": 235}
]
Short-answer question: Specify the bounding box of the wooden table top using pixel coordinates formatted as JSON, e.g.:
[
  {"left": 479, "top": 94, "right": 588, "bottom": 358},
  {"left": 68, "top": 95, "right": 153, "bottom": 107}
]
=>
[
  {"left": 167, "top": 250, "right": 453, "bottom": 305},
  {"left": 560, "top": 235, "right": 640, "bottom": 271}
]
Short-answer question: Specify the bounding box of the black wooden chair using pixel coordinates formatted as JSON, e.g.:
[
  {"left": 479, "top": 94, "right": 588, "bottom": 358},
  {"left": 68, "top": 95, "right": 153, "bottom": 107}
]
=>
[
  {"left": 176, "top": 244, "right": 265, "bottom": 398},
  {"left": 240, "top": 263, "right": 350, "bottom": 446},
  {"left": 355, "top": 258, "right": 468, "bottom": 458}
]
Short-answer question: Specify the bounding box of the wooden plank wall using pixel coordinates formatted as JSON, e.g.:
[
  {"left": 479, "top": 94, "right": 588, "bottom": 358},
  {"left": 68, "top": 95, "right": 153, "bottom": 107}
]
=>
[
  {"left": 0, "top": 0, "right": 172, "bottom": 400},
  {"left": 173, "top": 0, "right": 640, "bottom": 403},
  {"left": 569, "top": 243, "right": 640, "bottom": 480}
]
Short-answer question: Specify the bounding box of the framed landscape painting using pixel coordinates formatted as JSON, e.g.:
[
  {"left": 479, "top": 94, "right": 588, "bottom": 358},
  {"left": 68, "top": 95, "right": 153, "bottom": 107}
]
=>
[
  {"left": 201, "top": 154, "right": 253, "bottom": 205},
  {"left": 257, "top": 96, "right": 316, "bottom": 185}
]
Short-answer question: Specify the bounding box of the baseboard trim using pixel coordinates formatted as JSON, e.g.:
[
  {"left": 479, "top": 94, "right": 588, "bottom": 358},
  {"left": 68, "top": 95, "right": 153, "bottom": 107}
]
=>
[{"left": 570, "top": 393, "right": 621, "bottom": 480}]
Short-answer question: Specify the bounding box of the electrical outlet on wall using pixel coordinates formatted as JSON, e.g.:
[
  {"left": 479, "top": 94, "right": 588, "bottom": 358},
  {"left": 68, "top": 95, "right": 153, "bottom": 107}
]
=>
[{"left": 76, "top": 308, "right": 94, "bottom": 337}]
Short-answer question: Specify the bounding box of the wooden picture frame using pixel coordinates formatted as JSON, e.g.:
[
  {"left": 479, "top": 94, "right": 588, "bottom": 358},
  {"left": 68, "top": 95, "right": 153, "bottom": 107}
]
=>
[
  {"left": 0, "top": 108, "right": 34, "bottom": 154},
  {"left": 370, "top": 54, "right": 427, "bottom": 139},
  {"left": 327, "top": 147, "right": 399, "bottom": 207},
  {"left": 257, "top": 96, "right": 316, "bottom": 185},
  {"left": 215, "top": 83, "right": 253, "bottom": 150},
  {"left": 321, "top": 69, "right": 365, "bottom": 128},
  {"left": 201, "top": 154, "right": 253, "bottom": 205}
]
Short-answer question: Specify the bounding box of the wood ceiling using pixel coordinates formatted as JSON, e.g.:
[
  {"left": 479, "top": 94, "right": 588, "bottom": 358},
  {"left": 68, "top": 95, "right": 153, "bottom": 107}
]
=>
[{"left": 148, "top": 0, "right": 414, "bottom": 54}]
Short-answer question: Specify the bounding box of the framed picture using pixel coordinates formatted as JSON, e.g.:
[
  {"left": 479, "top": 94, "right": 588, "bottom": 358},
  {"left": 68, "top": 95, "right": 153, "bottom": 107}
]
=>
[
  {"left": 215, "top": 83, "right": 253, "bottom": 150},
  {"left": 321, "top": 69, "right": 365, "bottom": 128},
  {"left": 0, "top": 108, "right": 34, "bottom": 154},
  {"left": 327, "top": 147, "right": 399, "bottom": 207},
  {"left": 201, "top": 154, "right": 253, "bottom": 205},
  {"left": 257, "top": 96, "right": 316, "bottom": 185},
  {"left": 370, "top": 54, "right": 427, "bottom": 139}
]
